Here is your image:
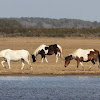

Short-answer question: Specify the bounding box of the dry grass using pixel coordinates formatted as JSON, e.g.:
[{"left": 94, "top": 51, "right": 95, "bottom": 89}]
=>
[{"left": 0, "top": 37, "right": 100, "bottom": 76}]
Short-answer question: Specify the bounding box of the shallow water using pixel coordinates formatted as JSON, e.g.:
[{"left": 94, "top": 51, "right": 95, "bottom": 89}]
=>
[{"left": 0, "top": 76, "right": 100, "bottom": 100}]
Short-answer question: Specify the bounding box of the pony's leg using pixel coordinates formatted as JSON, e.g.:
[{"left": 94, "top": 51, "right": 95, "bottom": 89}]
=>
[
  {"left": 21, "top": 59, "right": 25, "bottom": 70},
  {"left": 41, "top": 57, "right": 44, "bottom": 63},
  {"left": 89, "top": 64, "right": 94, "bottom": 70},
  {"left": 76, "top": 58, "right": 80, "bottom": 71},
  {"left": 41, "top": 55, "right": 45, "bottom": 63},
  {"left": 45, "top": 57, "right": 48, "bottom": 63},
  {"left": 1, "top": 58, "right": 7, "bottom": 68},
  {"left": 89, "top": 60, "right": 95, "bottom": 70},
  {"left": 1, "top": 60, "right": 6, "bottom": 68},
  {"left": 7, "top": 60, "right": 11, "bottom": 69},
  {"left": 56, "top": 57, "right": 58, "bottom": 63},
  {"left": 80, "top": 62, "right": 85, "bottom": 71},
  {"left": 56, "top": 54, "right": 58, "bottom": 63},
  {"left": 24, "top": 59, "right": 33, "bottom": 70},
  {"left": 56, "top": 52, "right": 61, "bottom": 63},
  {"left": 28, "top": 61, "right": 32, "bottom": 70},
  {"left": 41, "top": 57, "right": 48, "bottom": 63},
  {"left": 97, "top": 60, "right": 100, "bottom": 69},
  {"left": 41, "top": 56, "right": 48, "bottom": 63}
]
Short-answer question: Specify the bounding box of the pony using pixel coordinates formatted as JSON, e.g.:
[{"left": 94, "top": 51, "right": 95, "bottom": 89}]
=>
[
  {"left": 64, "top": 48, "right": 100, "bottom": 70},
  {"left": 0, "top": 49, "right": 32, "bottom": 70},
  {"left": 32, "top": 44, "right": 62, "bottom": 63}
]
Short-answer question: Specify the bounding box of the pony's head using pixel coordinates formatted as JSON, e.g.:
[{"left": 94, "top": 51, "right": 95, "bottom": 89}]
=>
[
  {"left": 65, "top": 55, "right": 73, "bottom": 67},
  {"left": 31, "top": 54, "right": 36, "bottom": 62}
]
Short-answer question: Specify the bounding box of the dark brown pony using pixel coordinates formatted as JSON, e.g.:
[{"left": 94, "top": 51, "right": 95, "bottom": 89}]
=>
[
  {"left": 64, "top": 48, "right": 100, "bottom": 70},
  {"left": 32, "top": 44, "right": 62, "bottom": 63}
]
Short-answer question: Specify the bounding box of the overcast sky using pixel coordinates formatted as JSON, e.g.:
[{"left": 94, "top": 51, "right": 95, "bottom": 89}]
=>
[{"left": 0, "top": 0, "right": 100, "bottom": 22}]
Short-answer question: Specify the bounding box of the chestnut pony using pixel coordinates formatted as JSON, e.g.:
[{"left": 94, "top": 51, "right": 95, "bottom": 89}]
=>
[{"left": 65, "top": 48, "right": 100, "bottom": 70}]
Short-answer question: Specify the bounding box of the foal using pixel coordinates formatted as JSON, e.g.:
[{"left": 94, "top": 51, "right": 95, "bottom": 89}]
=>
[
  {"left": 64, "top": 48, "right": 100, "bottom": 70},
  {"left": 32, "top": 44, "right": 63, "bottom": 63}
]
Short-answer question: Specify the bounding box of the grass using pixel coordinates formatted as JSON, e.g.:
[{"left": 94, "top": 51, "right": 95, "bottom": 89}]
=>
[{"left": 0, "top": 37, "right": 100, "bottom": 75}]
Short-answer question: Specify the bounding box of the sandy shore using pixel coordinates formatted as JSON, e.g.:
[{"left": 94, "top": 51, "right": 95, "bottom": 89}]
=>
[{"left": 0, "top": 37, "right": 100, "bottom": 76}]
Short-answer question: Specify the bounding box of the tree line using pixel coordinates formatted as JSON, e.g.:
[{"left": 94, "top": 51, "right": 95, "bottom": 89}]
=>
[{"left": 0, "top": 27, "right": 100, "bottom": 37}]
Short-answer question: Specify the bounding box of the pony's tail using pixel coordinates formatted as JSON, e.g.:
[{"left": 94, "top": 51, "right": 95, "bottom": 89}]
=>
[
  {"left": 98, "top": 51, "right": 100, "bottom": 69},
  {"left": 57, "top": 44, "right": 64, "bottom": 59}
]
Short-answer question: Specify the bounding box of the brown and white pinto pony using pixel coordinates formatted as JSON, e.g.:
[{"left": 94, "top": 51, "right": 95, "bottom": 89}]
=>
[
  {"left": 65, "top": 48, "right": 100, "bottom": 70},
  {"left": 32, "top": 44, "right": 62, "bottom": 63}
]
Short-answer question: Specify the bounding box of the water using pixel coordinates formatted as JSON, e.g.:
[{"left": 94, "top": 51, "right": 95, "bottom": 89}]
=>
[{"left": 0, "top": 76, "right": 100, "bottom": 100}]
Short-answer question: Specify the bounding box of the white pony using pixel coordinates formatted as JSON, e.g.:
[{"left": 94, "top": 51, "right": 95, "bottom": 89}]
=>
[
  {"left": 32, "top": 44, "right": 63, "bottom": 63},
  {"left": 0, "top": 49, "right": 32, "bottom": 70}
]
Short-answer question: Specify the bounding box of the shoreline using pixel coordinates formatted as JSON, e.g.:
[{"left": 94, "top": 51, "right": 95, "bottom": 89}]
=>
[{"left": 0, "top": 71, "right": 100, "bottom": 76}]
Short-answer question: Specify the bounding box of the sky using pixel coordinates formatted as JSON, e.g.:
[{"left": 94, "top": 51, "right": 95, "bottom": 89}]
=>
[{"left": 0, "top": 0, "right": 100, "bottom": 22}]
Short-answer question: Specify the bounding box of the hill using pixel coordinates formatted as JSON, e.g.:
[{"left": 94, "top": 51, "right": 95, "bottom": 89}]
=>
[{"left": 0, "top": 17, "right": 100, "bottom": 28}]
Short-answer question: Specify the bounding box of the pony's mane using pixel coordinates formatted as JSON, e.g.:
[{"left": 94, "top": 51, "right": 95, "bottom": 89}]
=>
[{"left": 33, "top": 44, "right": 46, "bottom": 56}]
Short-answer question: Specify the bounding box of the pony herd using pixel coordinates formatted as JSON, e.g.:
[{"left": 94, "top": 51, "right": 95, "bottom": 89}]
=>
[{"left": 0, "top": 44, "right": 100, "bottom": 71}]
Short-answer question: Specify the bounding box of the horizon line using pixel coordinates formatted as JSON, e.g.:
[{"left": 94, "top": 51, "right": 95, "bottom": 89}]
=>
[{"left": 0, "top": 17, "right": 99, "bottom": 23}]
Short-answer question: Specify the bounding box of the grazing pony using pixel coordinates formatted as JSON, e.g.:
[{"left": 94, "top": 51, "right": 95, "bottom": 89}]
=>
[
  {"left": 32, "top": 44, "right": 62, "bottom": 63},
  {"left": 64, "top": 48, "right": 100, "bottom": 70},
  {"left": 0, "top": 49, "right": 32, "bottom": 70}
]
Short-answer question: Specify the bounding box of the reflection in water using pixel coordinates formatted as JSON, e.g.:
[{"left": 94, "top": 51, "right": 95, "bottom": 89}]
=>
[{"left": 0, "top": 76, "right": 100, "bottom": 100}]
